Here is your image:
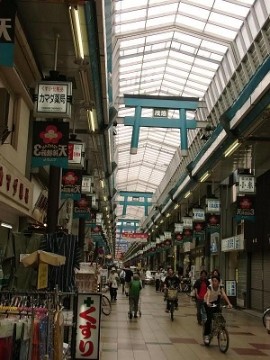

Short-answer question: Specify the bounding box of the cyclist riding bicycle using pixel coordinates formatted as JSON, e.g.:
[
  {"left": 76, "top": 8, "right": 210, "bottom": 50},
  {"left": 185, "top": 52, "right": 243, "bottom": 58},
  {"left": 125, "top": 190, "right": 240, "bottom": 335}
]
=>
[
  {"left": 203, "top": 275, "right": 232, "bottom": 344},
  {"left": 164, "top": 267, "right": 180, "bottom": 312}
]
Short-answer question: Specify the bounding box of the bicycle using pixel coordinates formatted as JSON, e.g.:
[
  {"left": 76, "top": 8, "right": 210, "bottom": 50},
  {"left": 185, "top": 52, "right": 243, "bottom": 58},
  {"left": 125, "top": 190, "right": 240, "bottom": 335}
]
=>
[
  {"left": 101, "top": 294, "right": 111, "bottom": 316},
  {"left": 262, "top": 307, "right": 270, "bottom": 333},
  {"left": 203, "top": 304, "right": 230, "bottom": 353},
  {"left": 165, "top": 288, "right": 178, "bottom": 321}
]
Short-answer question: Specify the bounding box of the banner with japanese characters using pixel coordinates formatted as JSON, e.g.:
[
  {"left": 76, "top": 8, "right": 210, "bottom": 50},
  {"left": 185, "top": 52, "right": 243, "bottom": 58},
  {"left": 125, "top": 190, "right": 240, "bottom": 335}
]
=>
[
  {"left": 76, "top": 293, "right": 101, "bottom": 359},
  {"left": 0, "top": 0, "right": 16, "bottom": 66},
  {"left": 31, "top": 121, "right": 69, "bottom": 168},
  {"left": 73, "top": 196, "right": 91, "bottom": 219},
  {"left": 61, "top": 169, "right": 82, "bottom": 200}
]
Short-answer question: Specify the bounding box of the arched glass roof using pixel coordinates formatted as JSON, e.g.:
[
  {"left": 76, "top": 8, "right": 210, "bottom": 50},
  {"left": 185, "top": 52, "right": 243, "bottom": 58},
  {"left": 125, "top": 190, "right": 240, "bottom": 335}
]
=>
[{"left": 112, "top": 0, "right": 257, "bottom": 223}]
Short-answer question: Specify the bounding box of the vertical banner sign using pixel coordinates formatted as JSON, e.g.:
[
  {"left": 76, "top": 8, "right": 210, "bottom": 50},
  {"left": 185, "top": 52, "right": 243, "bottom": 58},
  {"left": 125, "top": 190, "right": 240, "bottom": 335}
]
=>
[
  {"left": 76, "top": 293, "right": 101, "bottom": 360},
  {"left": 0, "top": 0, "right": 16, "bottom": 66},
  {"left": 61, "top": 169, "right": 82, "bottom": 200},
  {"left": 32, "top": 121, "right": 69, "bottom": 168},
  {"left": 73, "top": 196, "right": 91, "bottom": 219}
]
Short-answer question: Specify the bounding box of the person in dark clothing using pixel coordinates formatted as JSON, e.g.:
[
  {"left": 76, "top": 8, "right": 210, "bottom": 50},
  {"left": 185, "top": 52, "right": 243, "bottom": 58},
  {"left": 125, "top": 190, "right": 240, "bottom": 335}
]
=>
[
  {"left": 164, "top": 267, "right": 180, "bottom": 312},
  {"left": 193, "top": 270, "right": 209, "bottom": 325},
  {"left": 124, "top": 265, "right": 133, "bottom": 296}
]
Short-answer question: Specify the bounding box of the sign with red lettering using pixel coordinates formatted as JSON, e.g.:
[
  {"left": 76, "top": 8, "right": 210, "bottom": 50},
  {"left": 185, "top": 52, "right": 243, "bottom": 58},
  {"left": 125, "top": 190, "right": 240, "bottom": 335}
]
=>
[
  {"left": 121, "top": 232, "right": 148, "bottom": 242},
  {"left": 76, "top": 294, "right": 101, "bottom": 359}
]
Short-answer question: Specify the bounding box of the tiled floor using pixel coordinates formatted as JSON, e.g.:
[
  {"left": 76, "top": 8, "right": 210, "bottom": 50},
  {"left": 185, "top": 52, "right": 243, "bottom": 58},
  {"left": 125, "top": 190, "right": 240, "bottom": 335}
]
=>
[{"left": 100, "top": 285, "right": 270, "bottom": 359}]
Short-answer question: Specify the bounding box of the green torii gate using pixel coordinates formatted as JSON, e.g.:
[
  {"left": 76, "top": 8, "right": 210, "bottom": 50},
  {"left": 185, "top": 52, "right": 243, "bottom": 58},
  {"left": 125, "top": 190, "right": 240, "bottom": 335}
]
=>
[
  {"left": 118, "top": 191, "right": 153, "bottom": 216},
  {"left": 123, "top": 94, "right": 204, "bottom": 155}
]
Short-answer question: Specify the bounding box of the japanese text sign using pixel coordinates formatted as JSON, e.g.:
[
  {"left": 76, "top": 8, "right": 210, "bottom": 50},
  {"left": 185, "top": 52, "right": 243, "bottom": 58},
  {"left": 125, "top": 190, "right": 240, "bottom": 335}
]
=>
[
  {"left": 0, "top": 0, "right": 16, "bottom": 66},
  {"left": 238, "top": 175, "right": 255, "bottom": 194},
  {"left": 76, "top": 294, "right": 101, "bottom": 359},
  {"left": 34, "top": 81, "right": 72, "bottom": 118},
  {"left": 31, "top": 121, "right": 69, "bottom": 168},
  {"left": 61, "top": 168, "right": 82, "bottom": 200}
]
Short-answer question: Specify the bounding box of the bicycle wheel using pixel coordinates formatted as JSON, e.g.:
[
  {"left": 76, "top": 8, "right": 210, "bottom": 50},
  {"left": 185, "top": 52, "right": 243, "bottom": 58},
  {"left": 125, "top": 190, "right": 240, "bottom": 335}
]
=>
[
  {"left": 102, "top": 295, "right": 111, "bottom": 316},
  {"left": 262, "top": 308, "right": 270, "bottom": 328},
  {"left": 170, "top": 302, "right": 174, "bottom": 321},
  {"left": 217, "top": 327, "right": 229, "bottom": 353}
]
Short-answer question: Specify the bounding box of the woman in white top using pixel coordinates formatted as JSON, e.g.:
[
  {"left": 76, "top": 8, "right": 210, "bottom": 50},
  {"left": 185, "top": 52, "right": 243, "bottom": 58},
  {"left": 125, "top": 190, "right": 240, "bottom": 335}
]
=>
[{"left": 203, "top": 275, "right": 232, "bottom": 344}]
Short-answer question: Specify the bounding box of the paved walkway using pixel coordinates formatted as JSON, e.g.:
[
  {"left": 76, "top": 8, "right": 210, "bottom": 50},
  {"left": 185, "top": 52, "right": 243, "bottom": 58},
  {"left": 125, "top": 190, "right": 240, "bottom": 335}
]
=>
[{"left": 100, "top": 285, "right": 270, "bottom": 359}]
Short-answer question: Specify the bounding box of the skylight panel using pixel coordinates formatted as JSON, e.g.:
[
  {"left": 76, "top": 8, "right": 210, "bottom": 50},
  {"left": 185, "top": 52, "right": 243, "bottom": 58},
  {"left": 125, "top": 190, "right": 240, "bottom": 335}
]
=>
[
  {"left": 146, "top": 15, "right": 175, "bottom": 28},
  {"left": 120, "top": 37, "right": 146, "bottom": 48},
  {"left": 148, "top": 3, "right": 178, "bottom": 17},
  {"left": 194, "top": 57, "right": 219, "bottom": 70},
  {"left": 178, "top": 2, "right": 210, "bottom": 21},
  {"left": 214, "top": 0, "right": 250, "bottom": 17},
  {"left": 173, "top": 32, "right": 201, "bottom": 47},
  {"left": 201, "top": 40, "right": 227, "bottom": 54},
  {"left": 117, "top": 21, "right": 145, "bottom": 34},
  {"left": 143, "top": 50, "right": 169, "bottom": 61},
  {"left": 116, "top": 8, "right": 146, "bottom": 22},
  {"left": 146, "top": 32, "right": 174, "bottom": 44},
  {"left": 115, "top": 0, "right": 148, "bottom": 11},
  {"left": 209, "top": 12, "right": 243, "bottom": 29},
  {"left": 141, "top": 66, "right": 166, "bottom": 76},
  {"left": 205, "top": 23, "right": 237, "bottom": 40},
  {"left": 120, "top": 55, "right": 143, "bottom": 65},
  {"left": 176, "top": 14, "right": 205, "bottom": 31}
]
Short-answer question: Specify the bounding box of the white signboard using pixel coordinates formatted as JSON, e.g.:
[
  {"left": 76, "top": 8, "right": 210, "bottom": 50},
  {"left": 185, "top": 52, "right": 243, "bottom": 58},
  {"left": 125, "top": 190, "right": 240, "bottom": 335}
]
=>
[
  {"left": 68, "top": 143, "right": 85, "bottom": 166},
  {"left": 82, "top": 176, "right": 93, "bottom": 194},
  {"left": 182, "top": 217, "right": 193, "bottom": 229},
  {"left": 183, "top": 241, "right": 191, "bottom": 252},
  {"left": 193, "top": 208, "right": 205, "bottom": 221},
  {"left": 206, "top": 199, "right": 220, "bottom": 213},
  {"left": 164, "top": 231, "right": 171, "bottom": 239},
  {"left": 174, "top": 223, "right": 183, "bottom": 233},
  {"left": 238, "top": 175, "right": 255, "bottom": 194},
  {"left": 221, "top": 234, "right": 244, "bottom": 252},
  {"left": 76, "top": 293, "right": 101, "bottom": 359},
  {"left": 34, "top": 81, "right": 72, "bottom": 118}
]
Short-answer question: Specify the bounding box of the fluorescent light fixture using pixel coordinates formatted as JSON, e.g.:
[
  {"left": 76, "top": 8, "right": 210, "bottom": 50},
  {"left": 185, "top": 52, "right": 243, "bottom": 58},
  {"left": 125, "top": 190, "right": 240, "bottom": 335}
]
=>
[
  {"left": 224, "top": 140, "right": 241, "bottom": 158},
  {"left": 69, "top": 6, "right": 84, "bottom": 59},
  {"left": 199, "top": 171, "right": 211, "bottom": 183},
  {"left": 100, "top": 179, "right": 104, "bottom": 188},
  {"left": 160, "top": 219, "right": 164, "bottom": 224},
  {"left": 87, "top": 109, "right": 98, "bottom": 132},
  {"left": 1, "top": 222, "right": 12, "bottom": 229},
  {"left": 174, "top": 203, "right": 179, "bottom": 210},
  {"left": 184, "top": 191, "right": 191, "bottom": 199},
  {"left": 103, "top": 196, "right": 107, "bottom": 201},
  {"left": 166, "top": 213, "right": 171, "bottom": 218}
]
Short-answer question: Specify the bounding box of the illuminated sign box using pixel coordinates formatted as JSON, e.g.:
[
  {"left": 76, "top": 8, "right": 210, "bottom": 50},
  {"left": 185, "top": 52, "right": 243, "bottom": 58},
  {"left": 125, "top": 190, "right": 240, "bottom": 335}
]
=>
[{"left": 34, "top": 81, "right": 72, "bottom": 119}]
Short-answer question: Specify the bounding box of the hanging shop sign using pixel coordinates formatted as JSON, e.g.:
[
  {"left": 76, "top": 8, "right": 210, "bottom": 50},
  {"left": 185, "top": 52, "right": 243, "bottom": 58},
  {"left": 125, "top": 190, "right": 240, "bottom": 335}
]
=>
[
  {"left": 32, "top": 121, "right": 69, "bottom": 168},
  {"left": 221, "top": 234, "right": 244, "bottom": 252},
  {"left": 33, "top": 81, "right": 72, "bottom": 118},
  {"left": 183, "top": 241, "right": 191, "bottom": 252},
  {"left": 183, "top": 228, "right": 193, "bottom": 242},
  {"left": 182, "top": 217, "right": 193, "bottom": 229},
  {"left": 0, "top": 0, "right": 16, "bottom": 66},
  {"left": 193, "top": 221, "right": 205, "bottom": 234},
  {"left": 32, "top": 189, "right": 48, "bottom": 223},
  {"left": 81, "top": 176, "right": 93, "bottom": 194},
  {"left": 164, "top": 231, "right": 171, "bottom": 239},
  {"left": 206, "top": 214, "right": 220, "bottom": 228},
  {"left": 73, "top": 197, "right": 91, "bottom": 219},
  {"left": 238, "top": 174, "right": 255, "bottom": 194},
  {"left": 175, "top": 233, "right": 183, "bottom": 242},
  {"left": 61, "top": 169, "right": 82, "bottom": 200},
  {"left": 153, "top": 108, "right": 168, "bottom": 118},
  {"left": 235, "top": 195, "right": 255, "bottom": 221},
  {"left": 174, "top": 223, "right": 183, "bottom": 233},
  {"left": 0, "top": 155, "right": 33, "bottom": 212},
  {"left": 210, "top": 232, "right": 219, "bottom": 253},
  {"left": 75, "top": 293, "right": 101, "bottom": 360},
  {"left": 121, "top": 232, "right": 148, "bottom": 243},
  {"left": 192, "top": 208, "right": 205, "bottom": 221},
  {"left": 68, "top": 142, "right": 85, "bottom": 167},
  {"left": 206, "top": 198, "right": 220, "bottom": 213}
]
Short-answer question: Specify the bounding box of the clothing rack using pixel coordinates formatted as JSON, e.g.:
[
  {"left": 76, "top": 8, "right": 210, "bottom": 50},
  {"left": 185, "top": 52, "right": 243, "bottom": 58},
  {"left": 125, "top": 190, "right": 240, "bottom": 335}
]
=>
[{"left": 0, "top": 288, "right": 76, "bottom": 360}]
